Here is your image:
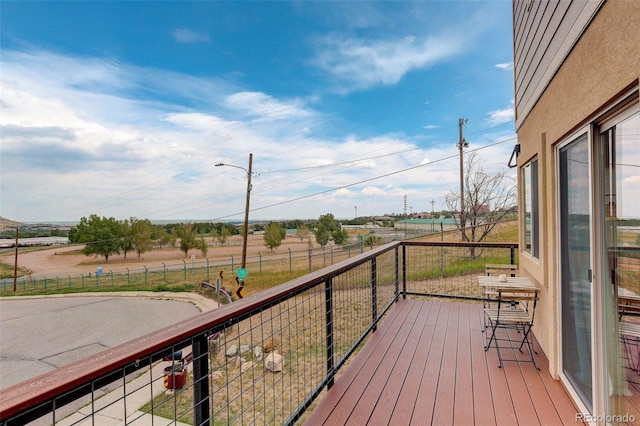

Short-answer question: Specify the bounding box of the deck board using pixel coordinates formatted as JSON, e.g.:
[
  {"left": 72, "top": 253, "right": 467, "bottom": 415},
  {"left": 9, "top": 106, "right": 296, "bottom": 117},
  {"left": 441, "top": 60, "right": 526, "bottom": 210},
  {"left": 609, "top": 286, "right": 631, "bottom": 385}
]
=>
[{"left": 304, "top": 299, "right": 585, "bottom": 426}]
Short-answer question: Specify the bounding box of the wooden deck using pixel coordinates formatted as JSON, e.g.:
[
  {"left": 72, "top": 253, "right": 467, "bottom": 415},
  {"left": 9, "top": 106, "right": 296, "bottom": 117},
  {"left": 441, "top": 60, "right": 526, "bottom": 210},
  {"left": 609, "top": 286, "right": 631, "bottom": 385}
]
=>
[{"left": 304, "top": 299, "right": 583, "bottom": 425}]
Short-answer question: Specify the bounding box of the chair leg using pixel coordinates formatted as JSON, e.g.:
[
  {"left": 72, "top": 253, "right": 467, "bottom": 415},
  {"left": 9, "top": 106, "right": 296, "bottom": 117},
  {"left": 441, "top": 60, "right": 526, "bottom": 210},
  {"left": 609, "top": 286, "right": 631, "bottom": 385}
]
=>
[{"left": 518, "top": 324, "right": 540, "bottom": 370}]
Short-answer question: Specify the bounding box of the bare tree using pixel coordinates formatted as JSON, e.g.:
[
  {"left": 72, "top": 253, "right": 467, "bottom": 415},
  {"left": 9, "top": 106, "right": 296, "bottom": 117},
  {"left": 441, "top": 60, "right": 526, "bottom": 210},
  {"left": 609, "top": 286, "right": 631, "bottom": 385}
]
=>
[{"left": 446, "top": 152, "right": 516, "bottom": 255}]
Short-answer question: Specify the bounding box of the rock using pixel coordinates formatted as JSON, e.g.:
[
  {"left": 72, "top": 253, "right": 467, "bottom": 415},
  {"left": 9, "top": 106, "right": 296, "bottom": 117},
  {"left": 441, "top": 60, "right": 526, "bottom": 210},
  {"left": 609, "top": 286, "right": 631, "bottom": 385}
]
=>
[
  {"left": 241, "top": 361, "right": 254, "bottom": 372},
  {"left": 226, "top": 345, "right": 238, "bottom": 357},
  {"left": 254, "top": 346, "right": 263, "bottom": 360},
  {"left": 240, "top": 345, "right": 251, "bottom": 355},
  {"left": 264, "top": 351, "right": 284, "bottom": 372},
  {"left": 263, "top": 338, "right": 279, "bottom": 354}
]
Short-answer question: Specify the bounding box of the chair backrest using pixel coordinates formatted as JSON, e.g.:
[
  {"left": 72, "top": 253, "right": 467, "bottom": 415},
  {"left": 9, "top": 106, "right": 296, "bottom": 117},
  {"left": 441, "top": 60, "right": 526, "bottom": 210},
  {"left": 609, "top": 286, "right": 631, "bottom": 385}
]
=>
[
  {"left": 497, "top": 288, "right": 539, "bottom": 320},
  {"left": 618, "top": 295, "right": 640, "bottom": 320},
  {"left": 485, "top": 263, "right": 518, "bottom": 277}
]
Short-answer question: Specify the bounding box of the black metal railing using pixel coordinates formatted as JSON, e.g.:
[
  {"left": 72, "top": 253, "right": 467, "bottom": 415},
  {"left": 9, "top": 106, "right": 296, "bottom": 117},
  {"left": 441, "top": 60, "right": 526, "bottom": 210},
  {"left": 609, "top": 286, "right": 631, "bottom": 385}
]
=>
[{"left": 0, "top": 241, "right": 517, "bottom": 425}]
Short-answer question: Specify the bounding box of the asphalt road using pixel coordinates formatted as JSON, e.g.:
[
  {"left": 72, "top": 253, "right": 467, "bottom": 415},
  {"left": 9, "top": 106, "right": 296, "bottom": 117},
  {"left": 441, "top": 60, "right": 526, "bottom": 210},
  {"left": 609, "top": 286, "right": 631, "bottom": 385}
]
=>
[{"left": 0, "top": 295, "right": 203, "bottom": 389}]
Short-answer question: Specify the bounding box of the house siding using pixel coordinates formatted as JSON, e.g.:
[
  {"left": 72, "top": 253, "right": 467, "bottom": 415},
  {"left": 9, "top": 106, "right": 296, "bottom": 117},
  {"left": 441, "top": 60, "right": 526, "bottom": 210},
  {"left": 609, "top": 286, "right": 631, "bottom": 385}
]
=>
[
  {"left": 514, "top": 0, "right": 605, "bottom": 130},
  {"left": 514, "top": 0, "right": 640, "bottom": 379}
]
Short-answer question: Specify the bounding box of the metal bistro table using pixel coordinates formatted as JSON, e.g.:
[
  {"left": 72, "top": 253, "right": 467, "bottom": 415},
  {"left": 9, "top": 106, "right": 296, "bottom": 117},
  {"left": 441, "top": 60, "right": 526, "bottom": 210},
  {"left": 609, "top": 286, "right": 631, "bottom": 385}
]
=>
[{"left": 477, "top": 275, "right": 537, "bottom": 290}]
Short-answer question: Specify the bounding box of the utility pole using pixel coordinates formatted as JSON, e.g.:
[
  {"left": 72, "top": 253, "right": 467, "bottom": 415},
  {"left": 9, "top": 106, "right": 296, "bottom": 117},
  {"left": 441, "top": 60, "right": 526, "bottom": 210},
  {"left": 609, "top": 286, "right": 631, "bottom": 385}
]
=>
[
  {"left": 13, "top": 226, "right": 18, "bottom": 292},
  {"left": 215, "top": 153, "right": 253, "bottom": 274},
  {"left": 403, "top": 195, "right": 408, "bottom": 237},
  {"left": 241, "top": 153, "right": 253, "bottom": 270},
  {"left": 457, "top": 118, "right": 469, "bottom": 238},
  {"left": 431, "top": 199, "right": 435, "bottom": 233}
]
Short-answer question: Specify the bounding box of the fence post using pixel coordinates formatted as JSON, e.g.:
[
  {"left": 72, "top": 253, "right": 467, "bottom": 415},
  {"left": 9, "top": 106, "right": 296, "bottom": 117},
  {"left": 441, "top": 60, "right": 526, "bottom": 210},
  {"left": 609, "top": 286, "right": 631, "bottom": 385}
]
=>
[
  {"left": 162, "top": 263, "right": 166, "bottom": 283},
  {"left": 43, "top": 277, "right": 47, "bottom": 290},
  {"left": 206, "top": 258, "right": 210, "bottom": 281},
  {"left": 308, "top": 248, "right": 312, "bottom": 273},
  {"left": 323, "top": 246, "right": 326, "bottom": 267},
  {"left": 81, "top": 274, "right": 84, "bottom": 288},
  {"left": 288, "top": 248, "right": 292, "bottom": 271},
  {"left": 126, "top": 268, "right": 130, "bottom": 285},
  {"left": 231, "top": 254, "right": 234, "bottom": 271},
  {"left": 68, "top": 275, "right": 72, "bottom": 288},
  {"left": 193, "top": 333, "right": 210, "bottom": 425},
  {"left": 258, "top": 252, "right": 262, "bottom": 272},
  {"left": 330, "top": 244, "right": 334, "bottom": 264},
  {"left": 371, "top": 258, "right": 378, "bottom": 331},
  {"left": 510, "top": 246, "right": 516, "bottom": 265},
  {"left": 55, "top": 276, "right": 59, "bottom": 289},
  {"left": 325, "top": 277, "right": 334, "bottom": 388},
  {"left": 183, "top": 260, "right": 187, "bottom": 280},
  {"left": 144, "top": 266, "right": 148, "bottom": 285},
  {"left": 110, "top": 271, "right": 114, "bottom": 286}
]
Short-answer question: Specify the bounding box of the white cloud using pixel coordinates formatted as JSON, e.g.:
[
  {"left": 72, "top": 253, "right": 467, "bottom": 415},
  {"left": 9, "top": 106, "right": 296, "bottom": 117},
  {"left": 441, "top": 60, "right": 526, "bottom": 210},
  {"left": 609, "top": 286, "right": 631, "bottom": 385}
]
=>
[
  {"left": 224, "top": 92, "right": 313, "bottom": 121},
  {"left": 0, "top": 47, "right": 514, "bottom": 222},
  {"left": 312, "top": 33, "right": 465, "bottom": 91},
  {"left": 487, "top": 100, "right": 515, "bottom": 126},
  {"left": 495, "top": 62, "right": 513, "bottom": 70},
  {"left": 172, "top": 28, "right": 210, "bottom": 43}
]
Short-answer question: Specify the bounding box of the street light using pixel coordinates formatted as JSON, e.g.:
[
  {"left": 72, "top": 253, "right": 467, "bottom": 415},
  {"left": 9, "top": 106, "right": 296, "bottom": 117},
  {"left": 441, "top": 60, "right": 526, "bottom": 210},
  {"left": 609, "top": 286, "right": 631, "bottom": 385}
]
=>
[{"left": 215, "top": 153, "right": 253, "bottom": 272}]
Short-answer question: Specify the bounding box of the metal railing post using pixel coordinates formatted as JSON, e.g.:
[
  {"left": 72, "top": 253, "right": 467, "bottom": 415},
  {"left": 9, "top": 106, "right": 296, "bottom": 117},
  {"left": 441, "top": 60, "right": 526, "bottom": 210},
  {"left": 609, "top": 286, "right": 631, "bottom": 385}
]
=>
[
  {"left": 325, "top": 277, "right": 334, "bottom": 389},
  {"left": 510, "top": 246, "right": 516, "bottom": 265},
  {"left": 193, "top": 334, "right": 210, "bottom": 425},
  {"left": 371, "top": 257, "right": 377, "bottom": 331},
  {"left": 394, "top": 247, "right": 399, "bottom": 298},
  {"left": 402, "top": 244, "right": 407, "bottom": 298}
]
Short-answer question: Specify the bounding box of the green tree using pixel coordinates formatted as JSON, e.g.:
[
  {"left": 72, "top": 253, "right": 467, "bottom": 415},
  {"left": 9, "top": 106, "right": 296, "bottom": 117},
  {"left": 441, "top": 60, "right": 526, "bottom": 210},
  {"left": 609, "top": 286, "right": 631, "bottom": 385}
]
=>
[
  {"left": 263, "top": 222, "right": 286, "bottom": 251},
  {"left": 296, "top": 224, "right": 309, "bottom": 242},
  {"left": 314, "top": 213, "right": 347, "bottom": 247},
  {"left": 130, "top": 217, "right": 154, "bottom": 260},
  {"left": 120, "top": 219, "right": 134, "bottom": 261},
  {"left": 72, "top": 215, "right": 123, "bottom": 262},
  {"left": 218, "top": 227, "right": 230, "bottom": 245},
  {"left": 177, "top": 224, "right": 208, "bottom": 257}
]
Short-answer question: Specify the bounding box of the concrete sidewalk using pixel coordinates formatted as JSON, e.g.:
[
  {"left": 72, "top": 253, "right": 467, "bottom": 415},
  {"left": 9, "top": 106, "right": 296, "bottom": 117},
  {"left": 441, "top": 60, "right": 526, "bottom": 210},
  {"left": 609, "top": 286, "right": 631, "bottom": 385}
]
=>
[
  {"left": 2, "top": 292, "right": 218, "bottom": 424},
  {"left": 57, "top": 354, "right": 192, "bottom": 426}
]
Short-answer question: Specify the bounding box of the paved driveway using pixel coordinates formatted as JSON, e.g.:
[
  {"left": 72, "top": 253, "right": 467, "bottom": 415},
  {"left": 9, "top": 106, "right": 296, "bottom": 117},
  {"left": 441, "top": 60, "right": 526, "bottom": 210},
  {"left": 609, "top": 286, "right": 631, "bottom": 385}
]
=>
[{"left": 0, "top": 295, "right": 203, "bottom": 389}]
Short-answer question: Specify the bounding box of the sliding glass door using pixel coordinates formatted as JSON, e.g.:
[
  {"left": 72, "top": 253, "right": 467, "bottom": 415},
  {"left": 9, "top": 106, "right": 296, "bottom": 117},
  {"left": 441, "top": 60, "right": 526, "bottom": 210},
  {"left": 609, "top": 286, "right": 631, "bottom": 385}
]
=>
[{"left": 559, "top": 133, "right": 593, "bottom": 410}]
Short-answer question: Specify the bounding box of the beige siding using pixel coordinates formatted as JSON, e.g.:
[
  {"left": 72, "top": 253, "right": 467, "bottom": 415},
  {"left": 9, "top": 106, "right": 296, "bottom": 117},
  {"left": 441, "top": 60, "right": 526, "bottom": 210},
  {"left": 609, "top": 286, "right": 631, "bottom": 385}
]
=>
[
  {"left": 514, "top": 0, "right": 604, "bottom": 129},
  {"left": 514, "top": 0, "right": 640, "bottom": 377}
]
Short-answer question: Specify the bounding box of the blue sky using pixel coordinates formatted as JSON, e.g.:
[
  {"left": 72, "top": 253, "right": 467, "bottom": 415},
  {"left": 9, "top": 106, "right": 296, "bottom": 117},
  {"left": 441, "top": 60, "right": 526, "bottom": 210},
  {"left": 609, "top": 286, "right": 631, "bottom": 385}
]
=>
[{"left": 1, "top": 1, "right": 517, "bottom": 223}]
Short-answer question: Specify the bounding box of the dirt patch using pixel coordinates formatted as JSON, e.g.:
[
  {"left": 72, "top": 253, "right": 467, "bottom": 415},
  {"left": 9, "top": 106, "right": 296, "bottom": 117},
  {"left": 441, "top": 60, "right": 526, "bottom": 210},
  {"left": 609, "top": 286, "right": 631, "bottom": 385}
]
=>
[{"left": 0, "top": 234, "right": 320, "bottom": 277}]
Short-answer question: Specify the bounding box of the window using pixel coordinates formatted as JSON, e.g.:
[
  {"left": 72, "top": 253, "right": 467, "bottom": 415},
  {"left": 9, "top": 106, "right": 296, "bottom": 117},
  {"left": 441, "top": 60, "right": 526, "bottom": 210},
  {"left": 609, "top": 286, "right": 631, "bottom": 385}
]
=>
[{"left": 523, "top": 158, "right": 539, "bottom": 258}]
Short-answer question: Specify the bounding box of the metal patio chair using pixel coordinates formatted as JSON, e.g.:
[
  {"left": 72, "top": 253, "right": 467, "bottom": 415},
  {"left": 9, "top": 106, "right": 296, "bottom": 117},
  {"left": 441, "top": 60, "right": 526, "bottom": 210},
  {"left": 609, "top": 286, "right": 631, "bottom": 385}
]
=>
[{"left": 484, "top": 287, "right": 540, "bottom": 369}]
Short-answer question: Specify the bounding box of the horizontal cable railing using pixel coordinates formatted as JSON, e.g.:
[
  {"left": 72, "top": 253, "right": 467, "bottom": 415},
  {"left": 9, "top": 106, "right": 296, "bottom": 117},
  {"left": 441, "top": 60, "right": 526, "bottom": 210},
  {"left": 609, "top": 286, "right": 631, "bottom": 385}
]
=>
[{"left": 0, "top": 241, "right": 517, "bottom": 425}]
